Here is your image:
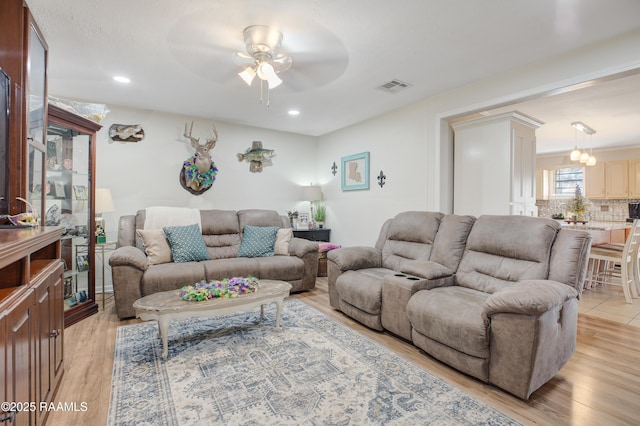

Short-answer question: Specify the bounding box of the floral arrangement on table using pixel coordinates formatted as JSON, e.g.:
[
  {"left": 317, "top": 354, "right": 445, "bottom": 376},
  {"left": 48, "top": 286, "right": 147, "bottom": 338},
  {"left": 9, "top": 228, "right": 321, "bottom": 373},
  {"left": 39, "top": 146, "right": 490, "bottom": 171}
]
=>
[{"left": 179, "top": 276, "right": 261, "bottom": 301}]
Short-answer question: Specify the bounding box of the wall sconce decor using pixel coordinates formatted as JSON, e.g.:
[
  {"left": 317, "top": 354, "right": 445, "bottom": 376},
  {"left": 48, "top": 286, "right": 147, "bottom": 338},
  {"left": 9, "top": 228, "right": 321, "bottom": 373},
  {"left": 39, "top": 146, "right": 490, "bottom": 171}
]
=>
[
  {"left": 331, "top": 161, "right": 338, "bottom": 176},
  {"left": 377, "top": 170, "right": 386, "bottom": 188}
]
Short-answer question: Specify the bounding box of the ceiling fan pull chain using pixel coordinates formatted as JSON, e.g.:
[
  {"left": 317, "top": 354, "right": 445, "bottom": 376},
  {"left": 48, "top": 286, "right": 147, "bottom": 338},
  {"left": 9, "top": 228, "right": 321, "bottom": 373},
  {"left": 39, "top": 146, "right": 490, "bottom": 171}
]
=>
[
  {"left": 267, "top": 86, "right": 271, "bottom": 107},
  {"left": 259, "top": 79, "right": 264, "bottom": 105}
]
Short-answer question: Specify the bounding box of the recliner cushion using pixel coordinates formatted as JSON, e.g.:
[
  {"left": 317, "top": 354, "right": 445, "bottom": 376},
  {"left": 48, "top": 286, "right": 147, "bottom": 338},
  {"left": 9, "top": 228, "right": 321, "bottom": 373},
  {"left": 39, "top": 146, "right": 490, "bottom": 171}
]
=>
[
  {"left": 336, "top": 268, "right": 393, "bottom": 314},
  {"left": 456, "top": 216, "right": 559, "bottom": 293},
  {"left": 407, "top": 286, "right": 491, "bottom": 359}
]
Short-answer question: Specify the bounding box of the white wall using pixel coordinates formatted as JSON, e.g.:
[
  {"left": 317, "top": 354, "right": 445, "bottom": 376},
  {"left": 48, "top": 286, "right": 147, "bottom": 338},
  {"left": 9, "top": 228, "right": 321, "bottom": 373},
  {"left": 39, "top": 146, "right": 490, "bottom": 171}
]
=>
[
  {"left": 95, "top": 106, "right": 318, "bottom": 241},
  {"left": 95, "top": 30, "right": 640, "bottom": 250},
  {"left": 317, "top": 29, "right": 640, "bottom": 247}
]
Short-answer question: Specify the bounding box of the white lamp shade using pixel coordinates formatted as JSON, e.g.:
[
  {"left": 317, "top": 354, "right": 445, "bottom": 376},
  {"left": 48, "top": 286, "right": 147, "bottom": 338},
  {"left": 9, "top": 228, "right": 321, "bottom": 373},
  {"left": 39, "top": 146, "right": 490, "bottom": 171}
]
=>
[
  {"left": 238, "top": 66, "right": 256, "bottom": 86},
  {"left": 570, "top": 148, "right": 582, "bottom": 161},
  {"left": 586, "top": 155, "right": 597, "bottom": 166},
  {"left": 301, "top": 185, "right": 322, "bottom": 201},
  {"left": 95, "top": 188, "right": 115, "bottom": 213},
  {"left": 257, "top": 62, "right": 282, "bottom": 89},
  {"left": 579, "top": 151, "right": 590, "bottom": 163}
]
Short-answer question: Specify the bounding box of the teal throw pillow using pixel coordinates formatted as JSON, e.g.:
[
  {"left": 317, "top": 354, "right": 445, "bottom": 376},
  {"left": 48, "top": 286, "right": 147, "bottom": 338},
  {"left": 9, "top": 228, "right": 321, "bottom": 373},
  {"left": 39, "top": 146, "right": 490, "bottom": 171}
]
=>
[
  {"left": 163, "top": 223, "right": 210, "bottom": 263},
  {"left": 238, "top": 225, "right": 279, "bottom": 258}
]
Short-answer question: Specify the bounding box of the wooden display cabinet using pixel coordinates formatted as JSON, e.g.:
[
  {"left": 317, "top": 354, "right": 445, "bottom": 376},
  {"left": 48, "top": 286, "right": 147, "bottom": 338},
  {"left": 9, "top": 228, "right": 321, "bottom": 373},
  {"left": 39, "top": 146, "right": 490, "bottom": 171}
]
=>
[
  {"left": 46, "top": 105, "right": 102, "bottom": 327},
  {"left": 0, "top": 226, "right": 65, "bottom": 425}
]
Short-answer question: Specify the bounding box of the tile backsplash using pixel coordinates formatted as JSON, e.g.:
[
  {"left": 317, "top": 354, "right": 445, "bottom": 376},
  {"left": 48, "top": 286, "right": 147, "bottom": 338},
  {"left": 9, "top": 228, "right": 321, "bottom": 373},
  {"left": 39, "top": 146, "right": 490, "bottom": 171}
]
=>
[{"left": 536, "top": 198, "right": 640, "bottom": 222}]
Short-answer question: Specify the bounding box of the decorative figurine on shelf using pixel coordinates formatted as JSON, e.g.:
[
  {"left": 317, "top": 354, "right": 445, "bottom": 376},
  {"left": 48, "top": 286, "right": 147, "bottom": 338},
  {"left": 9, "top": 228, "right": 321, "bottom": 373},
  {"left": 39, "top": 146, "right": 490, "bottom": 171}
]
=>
[{"left": 96, "top": 223, "right": 106, "bottom": 243}]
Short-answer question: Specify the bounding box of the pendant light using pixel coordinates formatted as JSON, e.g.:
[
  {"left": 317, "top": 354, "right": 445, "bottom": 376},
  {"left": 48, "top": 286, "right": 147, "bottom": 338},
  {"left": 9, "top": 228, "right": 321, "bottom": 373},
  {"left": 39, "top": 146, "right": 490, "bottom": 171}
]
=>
[{"left": 570, "top": 122, "right": 597, "bottom": 166}]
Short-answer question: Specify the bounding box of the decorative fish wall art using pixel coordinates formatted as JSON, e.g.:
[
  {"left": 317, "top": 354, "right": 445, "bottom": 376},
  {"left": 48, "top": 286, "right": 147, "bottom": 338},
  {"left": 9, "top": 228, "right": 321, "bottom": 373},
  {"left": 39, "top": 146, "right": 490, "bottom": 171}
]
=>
[{"left": 238, "top": 141, "right": 276, "bottom": 173}]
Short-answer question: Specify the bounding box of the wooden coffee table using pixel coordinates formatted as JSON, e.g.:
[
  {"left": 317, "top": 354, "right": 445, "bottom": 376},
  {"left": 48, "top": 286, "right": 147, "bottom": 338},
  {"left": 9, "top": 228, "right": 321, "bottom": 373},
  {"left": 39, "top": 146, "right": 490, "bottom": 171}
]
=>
[{"left": 133, "top": 279, "right": 292, "bottom": 359}]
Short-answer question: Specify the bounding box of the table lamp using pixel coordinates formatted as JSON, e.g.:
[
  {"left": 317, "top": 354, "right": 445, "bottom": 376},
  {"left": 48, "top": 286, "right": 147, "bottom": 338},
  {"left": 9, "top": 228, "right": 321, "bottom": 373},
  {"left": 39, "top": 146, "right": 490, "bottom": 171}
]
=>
[
  {"left": 301, "top": 185, "right": 323, "bottom": 228},
  {"left": 95, "top": 188, "right": 115, "bottom": 243}
]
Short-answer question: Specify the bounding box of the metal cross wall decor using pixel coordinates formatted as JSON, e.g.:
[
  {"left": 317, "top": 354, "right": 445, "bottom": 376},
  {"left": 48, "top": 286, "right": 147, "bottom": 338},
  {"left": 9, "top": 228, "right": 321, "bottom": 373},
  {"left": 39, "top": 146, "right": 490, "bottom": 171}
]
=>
[{"left": 377, "top": 170, "right": 386, "bottom": 188}]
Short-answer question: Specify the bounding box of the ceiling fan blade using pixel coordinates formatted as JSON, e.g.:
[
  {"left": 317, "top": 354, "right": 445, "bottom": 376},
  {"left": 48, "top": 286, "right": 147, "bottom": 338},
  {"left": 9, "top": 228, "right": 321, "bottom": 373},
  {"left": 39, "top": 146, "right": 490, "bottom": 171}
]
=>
[{"left": 271, "top": 55, "right": 292, "bottom": 73}]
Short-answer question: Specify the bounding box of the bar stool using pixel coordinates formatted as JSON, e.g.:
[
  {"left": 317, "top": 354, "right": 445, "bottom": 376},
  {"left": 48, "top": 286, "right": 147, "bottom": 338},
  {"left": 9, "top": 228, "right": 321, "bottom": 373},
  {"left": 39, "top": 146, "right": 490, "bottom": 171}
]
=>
[{"left": 585, "top": 220, "right": 640, "bottom": 303}]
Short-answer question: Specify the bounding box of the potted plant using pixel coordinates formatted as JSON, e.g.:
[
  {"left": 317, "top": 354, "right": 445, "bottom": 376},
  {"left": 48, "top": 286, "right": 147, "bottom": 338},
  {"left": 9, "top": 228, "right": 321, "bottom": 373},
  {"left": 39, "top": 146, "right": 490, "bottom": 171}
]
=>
[
  {"left": 287, "top": 210, "right": 299, "bottom": 228},
  {"left": 313, "top": 202, "right": 326, "bottom": 228}
]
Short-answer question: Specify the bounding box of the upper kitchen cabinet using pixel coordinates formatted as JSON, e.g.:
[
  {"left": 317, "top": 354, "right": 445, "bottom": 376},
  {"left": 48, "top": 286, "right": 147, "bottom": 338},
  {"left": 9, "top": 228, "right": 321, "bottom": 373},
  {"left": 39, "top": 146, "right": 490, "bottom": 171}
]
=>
[
  {"left": 606, "top": 160, "right": 629, "bottom": 199},
  {"left": 586, "top": 160, "right": 632, "bottom": 199},
  {"left": 629, "top": 159, "right": 640, "bottom": 198},
  {"left": 585, "top": 163, "right": 606, "bottom": 199},
  {"left": 452, "top": 111, "right": 543, "bottom": 217}
]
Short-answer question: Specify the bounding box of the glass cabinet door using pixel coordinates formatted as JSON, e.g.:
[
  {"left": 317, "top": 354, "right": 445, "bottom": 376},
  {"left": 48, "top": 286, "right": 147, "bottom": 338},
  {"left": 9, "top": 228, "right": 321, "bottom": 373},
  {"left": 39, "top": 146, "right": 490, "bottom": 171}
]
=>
[{"left": 46, "top": 105, "right": 102, "bottom": 326}]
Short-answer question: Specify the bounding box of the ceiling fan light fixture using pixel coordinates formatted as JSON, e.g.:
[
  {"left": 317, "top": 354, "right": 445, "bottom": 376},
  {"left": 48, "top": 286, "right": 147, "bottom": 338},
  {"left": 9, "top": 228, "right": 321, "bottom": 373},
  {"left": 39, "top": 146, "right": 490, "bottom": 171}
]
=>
[{"left": 238, "top": 66, "right": 256, "bottom": 86}]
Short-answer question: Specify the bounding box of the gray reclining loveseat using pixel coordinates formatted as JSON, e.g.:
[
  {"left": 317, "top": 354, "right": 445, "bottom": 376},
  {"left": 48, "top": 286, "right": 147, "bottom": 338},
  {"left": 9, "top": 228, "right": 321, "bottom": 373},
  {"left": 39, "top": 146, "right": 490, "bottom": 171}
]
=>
[{"left": 328, "top": 211, "right": 591, "bottom": 399}]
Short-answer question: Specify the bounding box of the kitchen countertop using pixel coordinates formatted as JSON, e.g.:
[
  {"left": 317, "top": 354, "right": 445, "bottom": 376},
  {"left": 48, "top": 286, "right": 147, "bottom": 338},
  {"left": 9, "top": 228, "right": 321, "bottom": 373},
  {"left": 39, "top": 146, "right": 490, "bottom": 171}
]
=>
[{"left": 555, "top": 220, "right": 631, "bottom": 231}]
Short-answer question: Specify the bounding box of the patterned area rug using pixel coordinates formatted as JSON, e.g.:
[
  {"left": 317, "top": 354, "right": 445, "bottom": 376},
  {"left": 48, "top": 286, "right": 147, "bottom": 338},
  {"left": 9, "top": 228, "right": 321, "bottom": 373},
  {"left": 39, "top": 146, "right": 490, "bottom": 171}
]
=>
[{"left": 108, "top": 299, "right": 520, "bottom": 425}]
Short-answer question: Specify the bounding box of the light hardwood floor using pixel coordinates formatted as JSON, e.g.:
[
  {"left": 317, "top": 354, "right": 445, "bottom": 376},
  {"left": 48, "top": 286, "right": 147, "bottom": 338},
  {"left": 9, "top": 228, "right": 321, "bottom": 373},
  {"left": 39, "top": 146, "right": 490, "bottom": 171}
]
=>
[{"left": 47, "top": 278, "right": 640, "bottom": 426}]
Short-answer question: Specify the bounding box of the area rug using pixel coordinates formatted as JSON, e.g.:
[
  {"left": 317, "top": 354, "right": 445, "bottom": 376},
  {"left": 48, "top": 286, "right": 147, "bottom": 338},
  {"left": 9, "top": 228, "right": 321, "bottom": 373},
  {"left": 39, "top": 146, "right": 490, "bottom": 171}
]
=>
[{"left": 108, "top": 299, "right": 520, "bottom": 425}]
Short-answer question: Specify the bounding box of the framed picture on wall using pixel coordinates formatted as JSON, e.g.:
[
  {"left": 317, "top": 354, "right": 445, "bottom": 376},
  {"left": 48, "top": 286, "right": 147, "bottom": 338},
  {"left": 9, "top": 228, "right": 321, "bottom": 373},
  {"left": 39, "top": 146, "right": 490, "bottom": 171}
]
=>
[{"left": 341, "top": 152, "right": 370, "bottom": 191}]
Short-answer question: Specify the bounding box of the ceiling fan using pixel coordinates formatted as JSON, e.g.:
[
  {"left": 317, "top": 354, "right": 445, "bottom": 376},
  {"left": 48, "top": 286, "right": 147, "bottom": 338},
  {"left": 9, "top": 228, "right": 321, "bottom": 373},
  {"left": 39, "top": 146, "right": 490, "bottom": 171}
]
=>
[{"left": 234, "top": 25, "right": 292, "bottom": 104}]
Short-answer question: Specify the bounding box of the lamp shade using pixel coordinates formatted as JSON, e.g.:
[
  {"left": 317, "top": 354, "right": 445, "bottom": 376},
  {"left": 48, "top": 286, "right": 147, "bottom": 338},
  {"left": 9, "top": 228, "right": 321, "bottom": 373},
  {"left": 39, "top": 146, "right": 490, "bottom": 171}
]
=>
[
  {"left": 95, "top": 188, "right": 115, "bottom": 213},
  {"left": 301, "top": 185, "right": 322, "bottom": 202}
]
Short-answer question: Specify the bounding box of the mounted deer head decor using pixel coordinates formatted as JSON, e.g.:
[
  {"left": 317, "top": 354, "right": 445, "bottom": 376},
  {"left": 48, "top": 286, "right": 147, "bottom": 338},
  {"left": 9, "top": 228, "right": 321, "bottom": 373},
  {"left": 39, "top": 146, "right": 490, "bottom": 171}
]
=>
[{"left": 179, "top": 121, "right": 219, "bottom": 195}]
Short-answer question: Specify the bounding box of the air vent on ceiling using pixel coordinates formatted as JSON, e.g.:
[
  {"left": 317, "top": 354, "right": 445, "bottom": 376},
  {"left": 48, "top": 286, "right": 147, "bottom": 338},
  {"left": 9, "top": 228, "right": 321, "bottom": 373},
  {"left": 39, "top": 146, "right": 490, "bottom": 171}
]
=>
[{"left": 378, "top": 79, "right": 413, "bottom": 93}]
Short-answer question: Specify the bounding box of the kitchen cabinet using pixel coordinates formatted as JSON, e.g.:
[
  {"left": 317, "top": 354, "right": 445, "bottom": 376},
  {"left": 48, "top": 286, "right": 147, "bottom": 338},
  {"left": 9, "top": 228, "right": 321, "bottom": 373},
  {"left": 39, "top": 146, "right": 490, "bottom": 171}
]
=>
[
  {"left": 606, "top": 160, "right": 629, "bottom": 199},
  {"left": 585, "top": 163, "right": 606, "bottom": 198},
  {"left": 452, "top": 111, "right": 542, "bottom": 217},
  {"left": 628, "top": 158, "right": 640, "bottom": 198}
]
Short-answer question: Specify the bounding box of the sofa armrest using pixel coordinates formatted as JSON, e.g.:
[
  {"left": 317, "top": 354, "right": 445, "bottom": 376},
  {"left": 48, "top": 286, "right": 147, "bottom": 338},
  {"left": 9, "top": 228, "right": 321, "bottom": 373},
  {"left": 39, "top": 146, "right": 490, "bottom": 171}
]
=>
[
  {"left": 288, "top": 237, "right": 318, "bottom": 258},
  {"left": 327, "top": 246, "right": 382, "bottom": 271},
  {"left": 484, "top": 280, "right": 578, "bottom": 317},
  {"left": 109, "top": 246, "right": 149, "bottom": 271}
]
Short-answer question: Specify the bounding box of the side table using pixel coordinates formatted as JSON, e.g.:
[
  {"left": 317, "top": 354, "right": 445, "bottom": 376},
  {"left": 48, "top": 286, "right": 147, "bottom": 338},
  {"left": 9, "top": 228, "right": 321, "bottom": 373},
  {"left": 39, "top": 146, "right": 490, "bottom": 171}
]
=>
[
  {"left": 292, "top": 229, "right": 332, "bottom": 277},
  {"left": 293, "top": 228, "right": 331, "bottom": 242}
]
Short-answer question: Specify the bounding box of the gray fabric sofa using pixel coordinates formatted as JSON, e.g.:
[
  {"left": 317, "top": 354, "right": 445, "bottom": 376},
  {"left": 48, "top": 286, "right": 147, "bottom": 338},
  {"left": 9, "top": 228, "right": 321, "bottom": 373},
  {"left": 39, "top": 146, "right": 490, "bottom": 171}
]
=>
[
  {"left": 109, "top": 209, "right": 318, "bottom": 319},
  {"left": 327, "top": 211, "right": 591, "bottom": 399}
]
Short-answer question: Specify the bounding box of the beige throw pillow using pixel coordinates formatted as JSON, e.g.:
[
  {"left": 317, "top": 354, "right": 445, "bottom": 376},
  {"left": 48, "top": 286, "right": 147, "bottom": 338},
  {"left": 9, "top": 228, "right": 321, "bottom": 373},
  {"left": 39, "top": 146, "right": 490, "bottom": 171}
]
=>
[
  {"left": 136, "top": 229, "right": 173, "bottom": 265},
  {"left": 274, "top": 228, "right": 293, "bottom": 255}
]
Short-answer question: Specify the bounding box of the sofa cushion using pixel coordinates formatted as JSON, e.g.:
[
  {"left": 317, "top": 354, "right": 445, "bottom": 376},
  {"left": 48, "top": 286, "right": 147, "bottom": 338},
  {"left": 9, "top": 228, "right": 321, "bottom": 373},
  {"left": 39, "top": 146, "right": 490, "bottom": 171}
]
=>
[
  {"left": 274, "top": 228, "right": 293, "bottom": 256},
  {"left": 336, "top": 268, "right": 394, "bottom": 315},
  {"left": 136, "top": 229, "right": 172, "bottom": 265},
  {"left": 407, "top": 286, "right": 491, "bottom": 359},
  {"left": 456, "top": 216, "right": 559, "bottom": 294},
  {"left": 140, "top": 261, "right": 207, "bottom": 296},
  {"left": 238, "top": 225, "right": 279, "bottom": 257},
  {"left": 382, "top": 211, "right": 443, "bottom": 270},
  {"left": 256, "top": 256, "right": 304, "bottom": 280},
  {"left": 163, "top": 224, "right": 210, "bottom": 263},
  {"left": 202, "top": 258, "right": 261, "bottom": 281},
  {"left": 429, "top": 214, "right": 476, "bottom": 272}
]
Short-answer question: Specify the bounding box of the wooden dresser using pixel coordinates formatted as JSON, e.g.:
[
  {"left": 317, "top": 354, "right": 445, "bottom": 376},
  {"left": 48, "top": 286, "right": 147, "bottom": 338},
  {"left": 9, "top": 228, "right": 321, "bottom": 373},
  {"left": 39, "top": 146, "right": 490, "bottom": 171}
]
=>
[{"left": 1, "top": 226, "right": 65, "bottom": 425}]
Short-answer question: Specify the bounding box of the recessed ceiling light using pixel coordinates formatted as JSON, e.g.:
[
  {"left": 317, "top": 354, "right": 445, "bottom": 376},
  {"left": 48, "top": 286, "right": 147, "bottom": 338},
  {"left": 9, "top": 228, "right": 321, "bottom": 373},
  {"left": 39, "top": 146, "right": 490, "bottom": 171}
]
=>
[
  {"left": 288, "top": 110, "right": 300, "bottom": 116},
  {"left": 113, "top": 75, "right": 131, "bottom": 84}
]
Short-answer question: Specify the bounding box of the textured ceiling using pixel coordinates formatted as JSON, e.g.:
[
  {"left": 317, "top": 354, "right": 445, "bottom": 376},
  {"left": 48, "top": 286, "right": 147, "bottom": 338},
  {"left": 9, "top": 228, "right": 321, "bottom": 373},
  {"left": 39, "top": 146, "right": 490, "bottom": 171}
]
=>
[{"left": 25, "top": 0, "right": 640, "bottom": 152}]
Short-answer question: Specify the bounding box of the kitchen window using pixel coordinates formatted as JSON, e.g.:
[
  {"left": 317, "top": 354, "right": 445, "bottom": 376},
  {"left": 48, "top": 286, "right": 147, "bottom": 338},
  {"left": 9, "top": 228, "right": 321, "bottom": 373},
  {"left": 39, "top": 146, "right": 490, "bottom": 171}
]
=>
[{"left": 553, "top": 167, "right": 584, "bottom": 196}]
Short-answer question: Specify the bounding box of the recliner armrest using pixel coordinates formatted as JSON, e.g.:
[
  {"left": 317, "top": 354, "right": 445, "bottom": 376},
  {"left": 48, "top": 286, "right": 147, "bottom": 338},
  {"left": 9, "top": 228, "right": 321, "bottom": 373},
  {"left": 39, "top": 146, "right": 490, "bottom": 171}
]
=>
[
  {"left": 484, "top": 280, "right": 578, "bottom": 317},
  {"left": 109, "top": 246, "right": 149, "bottom": 271},
  {"left": 288, "top": 237, "right": 318, "bottom": 258},
  {"left": 327, "top": 246, "right": 382, "bottom": 271}
]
